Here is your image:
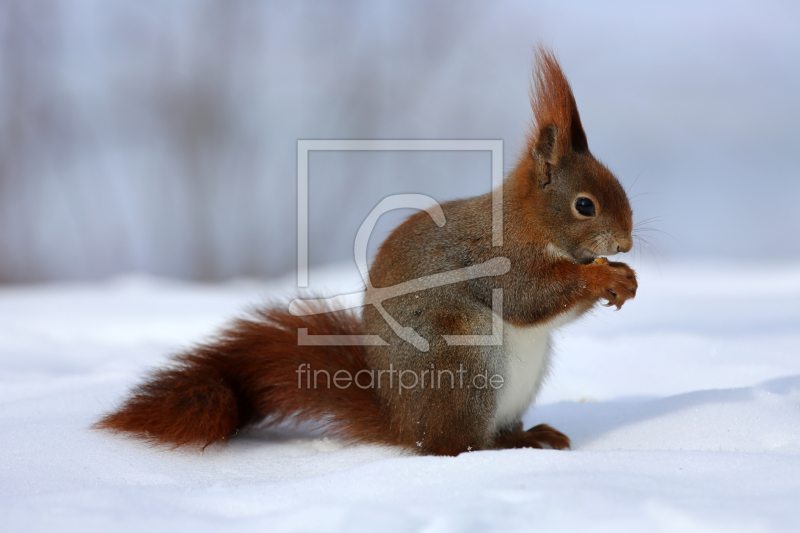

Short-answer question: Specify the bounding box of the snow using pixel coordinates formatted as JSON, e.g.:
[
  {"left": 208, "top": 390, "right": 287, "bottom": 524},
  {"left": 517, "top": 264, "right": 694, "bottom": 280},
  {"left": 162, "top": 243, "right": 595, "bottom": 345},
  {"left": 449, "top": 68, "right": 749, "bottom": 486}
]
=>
[{"left": 1, "top": 260, "right": 799, "bottom": 532}]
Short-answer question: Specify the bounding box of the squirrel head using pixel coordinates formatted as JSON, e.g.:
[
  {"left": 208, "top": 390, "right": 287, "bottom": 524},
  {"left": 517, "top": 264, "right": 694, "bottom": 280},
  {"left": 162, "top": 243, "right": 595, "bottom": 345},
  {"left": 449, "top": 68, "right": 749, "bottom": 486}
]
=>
[{"left": 510, "top": 47, "right": 633, "bottom": 265}]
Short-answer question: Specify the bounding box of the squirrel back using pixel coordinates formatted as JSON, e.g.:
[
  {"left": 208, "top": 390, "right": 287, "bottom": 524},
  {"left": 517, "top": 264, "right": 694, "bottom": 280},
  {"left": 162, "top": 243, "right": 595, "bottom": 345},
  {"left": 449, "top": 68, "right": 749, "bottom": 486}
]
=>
[{"left": 95, "top": 46, "right": 637, "bottom": 456}]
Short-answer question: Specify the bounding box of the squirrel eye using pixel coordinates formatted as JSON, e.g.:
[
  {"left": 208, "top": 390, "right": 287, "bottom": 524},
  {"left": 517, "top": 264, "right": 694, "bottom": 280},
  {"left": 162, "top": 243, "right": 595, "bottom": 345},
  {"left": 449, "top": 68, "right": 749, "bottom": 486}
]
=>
[{"left": 575, "top": 197, "right": 596, "bottom": 217}]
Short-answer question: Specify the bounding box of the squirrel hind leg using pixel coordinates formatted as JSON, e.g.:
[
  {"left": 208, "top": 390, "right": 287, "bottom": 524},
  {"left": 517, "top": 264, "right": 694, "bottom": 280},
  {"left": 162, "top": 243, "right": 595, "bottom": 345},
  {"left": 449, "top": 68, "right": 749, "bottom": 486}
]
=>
[
  {"left": 400, "top": 367, "right": 498, "bottom": 456},
  {"left": 492, "top": 423, "right": 571, "bottom": 450}
]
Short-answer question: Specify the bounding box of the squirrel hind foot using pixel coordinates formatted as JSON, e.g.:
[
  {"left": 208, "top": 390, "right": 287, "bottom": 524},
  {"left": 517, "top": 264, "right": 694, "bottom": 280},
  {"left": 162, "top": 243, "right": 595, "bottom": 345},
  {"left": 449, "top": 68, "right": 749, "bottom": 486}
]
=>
[{"left": 492, "top": 423, "right": 571, "bottom": 451}]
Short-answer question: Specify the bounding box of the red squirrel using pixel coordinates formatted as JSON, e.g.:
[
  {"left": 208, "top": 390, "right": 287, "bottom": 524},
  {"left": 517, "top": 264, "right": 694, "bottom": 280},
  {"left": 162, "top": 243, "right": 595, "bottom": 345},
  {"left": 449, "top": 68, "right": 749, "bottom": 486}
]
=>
[{"left": 95, "top": 47, "right": 637, "bottom": 456}]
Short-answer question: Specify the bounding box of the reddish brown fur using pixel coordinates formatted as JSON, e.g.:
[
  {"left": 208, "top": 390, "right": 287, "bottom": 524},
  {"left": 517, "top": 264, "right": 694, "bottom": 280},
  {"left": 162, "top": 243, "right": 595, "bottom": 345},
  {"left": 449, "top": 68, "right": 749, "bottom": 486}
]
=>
[
  {"left": 97, "top": 46, "right": 636, "bottom": 455},
  {"left": 95, "top": 306, "right": 399, "bottom": 449},
  {"left": 528, "top": 47, "right": 588, "bottom": 157}
]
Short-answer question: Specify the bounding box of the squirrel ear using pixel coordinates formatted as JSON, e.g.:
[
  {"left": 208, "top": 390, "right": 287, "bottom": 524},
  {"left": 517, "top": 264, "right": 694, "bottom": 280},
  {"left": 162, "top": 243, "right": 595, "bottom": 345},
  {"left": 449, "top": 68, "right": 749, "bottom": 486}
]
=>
[
  {"left": 568, "top": 108, "right": 588, "bottom": 154},
  {"left": 532, "top": 124, "right": 558, "bottom": 189},
  {"left": 528, "top": 47, "right": 589, "bottom": 163}
]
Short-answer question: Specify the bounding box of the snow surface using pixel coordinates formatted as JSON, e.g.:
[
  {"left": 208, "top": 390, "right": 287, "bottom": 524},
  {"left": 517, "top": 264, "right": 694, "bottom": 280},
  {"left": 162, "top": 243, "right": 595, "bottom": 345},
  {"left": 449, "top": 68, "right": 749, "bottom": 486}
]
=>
[{"left": 1, "top": 260, "right": 799, "bottom": 532}]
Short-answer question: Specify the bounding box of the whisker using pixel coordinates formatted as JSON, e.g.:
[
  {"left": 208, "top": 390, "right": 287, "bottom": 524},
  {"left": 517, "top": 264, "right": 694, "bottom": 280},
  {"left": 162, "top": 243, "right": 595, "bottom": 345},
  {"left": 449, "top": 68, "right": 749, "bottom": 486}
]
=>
[
  {"left": 628, "top": 192, "right": 659, "bottom": 201},
  {"left": 633, "top": 216, "right": 664, "bottom": 227},
  {"left": 625, "top": 168, "right": 648, "bottom": 196},
  {"left": 633, "top": 227, "right": 676, "bottom": 241},
  {"left": 633, "top": 234, "right": 665, "bottom": 264}
]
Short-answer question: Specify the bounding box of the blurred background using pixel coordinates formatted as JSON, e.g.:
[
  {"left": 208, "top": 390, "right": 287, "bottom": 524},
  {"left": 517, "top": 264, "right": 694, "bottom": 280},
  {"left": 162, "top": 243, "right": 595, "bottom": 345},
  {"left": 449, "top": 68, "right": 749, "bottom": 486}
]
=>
[{"left": 1, "top": 0, "right": 798, "bottom": 284}]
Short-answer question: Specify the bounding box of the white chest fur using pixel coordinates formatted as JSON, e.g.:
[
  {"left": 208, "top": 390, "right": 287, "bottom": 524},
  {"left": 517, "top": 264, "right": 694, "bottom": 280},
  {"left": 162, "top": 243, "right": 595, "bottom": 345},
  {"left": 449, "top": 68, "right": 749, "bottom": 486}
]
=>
[{"left": 492, "top": 309, "right": 581, "bottom": 432}]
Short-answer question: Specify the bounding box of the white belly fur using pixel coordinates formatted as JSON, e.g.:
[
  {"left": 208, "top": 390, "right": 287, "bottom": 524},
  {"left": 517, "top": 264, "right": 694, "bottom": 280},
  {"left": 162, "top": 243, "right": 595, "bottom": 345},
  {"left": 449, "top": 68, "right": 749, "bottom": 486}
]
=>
[{"left": 493, "top": 309, "right": 581, "bottom": 432}]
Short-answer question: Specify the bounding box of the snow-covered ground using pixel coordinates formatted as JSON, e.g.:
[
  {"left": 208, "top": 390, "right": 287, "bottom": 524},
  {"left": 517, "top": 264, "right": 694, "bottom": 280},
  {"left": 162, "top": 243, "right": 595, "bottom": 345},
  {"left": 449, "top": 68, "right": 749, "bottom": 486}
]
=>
[{"left": 1, "top": 260, "right": 799, "bottom": 532}]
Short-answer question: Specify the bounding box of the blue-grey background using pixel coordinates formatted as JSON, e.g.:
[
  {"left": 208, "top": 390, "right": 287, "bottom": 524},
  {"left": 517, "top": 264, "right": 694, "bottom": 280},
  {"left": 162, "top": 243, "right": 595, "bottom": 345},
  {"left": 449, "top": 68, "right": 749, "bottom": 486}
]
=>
[{"left": 1, "top": 0, "right": 798, "bottom": 283}]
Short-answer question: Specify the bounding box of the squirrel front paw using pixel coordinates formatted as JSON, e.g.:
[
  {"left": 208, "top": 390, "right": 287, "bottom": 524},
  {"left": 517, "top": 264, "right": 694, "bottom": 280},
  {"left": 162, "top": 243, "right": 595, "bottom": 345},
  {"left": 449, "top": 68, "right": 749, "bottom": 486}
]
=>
[{"left": 591, "top": 260, "right": 638, "bottom": 309}]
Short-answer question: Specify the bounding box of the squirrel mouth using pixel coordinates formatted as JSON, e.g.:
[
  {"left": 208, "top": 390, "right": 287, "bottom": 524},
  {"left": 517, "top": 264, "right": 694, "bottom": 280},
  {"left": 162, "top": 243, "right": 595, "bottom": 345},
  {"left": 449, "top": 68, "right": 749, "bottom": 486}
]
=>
[
  {"left": 575, "top": 249, "right": 599, "bottom": 265},
  {"left": 549, "top": 242, "right": 597, "bottom": 265}
]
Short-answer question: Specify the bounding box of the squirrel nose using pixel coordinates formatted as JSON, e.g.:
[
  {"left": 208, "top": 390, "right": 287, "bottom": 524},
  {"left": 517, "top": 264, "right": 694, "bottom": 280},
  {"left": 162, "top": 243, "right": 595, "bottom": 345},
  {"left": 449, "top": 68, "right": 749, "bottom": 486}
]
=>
[{"left": 616, "top": 236, "right": 633, "bottom": 254}]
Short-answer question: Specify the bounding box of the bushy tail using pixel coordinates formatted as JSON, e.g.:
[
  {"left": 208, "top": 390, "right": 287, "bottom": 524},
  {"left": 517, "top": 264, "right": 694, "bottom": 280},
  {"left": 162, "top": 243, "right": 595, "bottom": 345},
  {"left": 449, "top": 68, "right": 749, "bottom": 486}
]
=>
[{"left": 94, "top": 305, "right": 394, "bottom": 448}]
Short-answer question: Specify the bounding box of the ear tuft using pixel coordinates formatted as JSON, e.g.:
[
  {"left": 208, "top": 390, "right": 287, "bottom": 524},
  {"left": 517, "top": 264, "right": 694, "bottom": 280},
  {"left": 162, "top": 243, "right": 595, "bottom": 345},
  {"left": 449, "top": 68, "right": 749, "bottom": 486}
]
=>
[{"left": 528, "top": 46, "right": 589, "bottom": 158}]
